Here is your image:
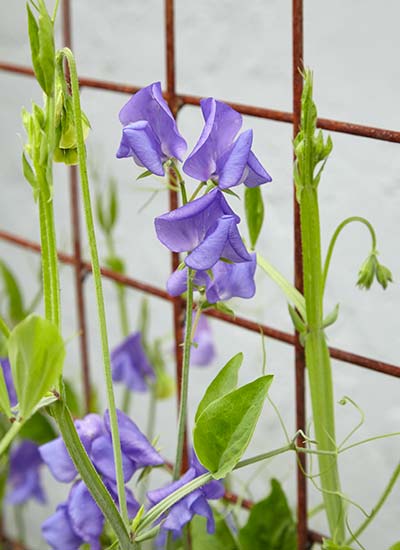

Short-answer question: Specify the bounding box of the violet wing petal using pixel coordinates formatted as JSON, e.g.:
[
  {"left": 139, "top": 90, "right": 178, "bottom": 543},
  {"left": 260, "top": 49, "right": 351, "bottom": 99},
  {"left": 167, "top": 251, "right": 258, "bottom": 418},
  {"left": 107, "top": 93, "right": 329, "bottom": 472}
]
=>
[
  {"left": 243, "top": 150, "right": 272, "bottom": 187},
  {"left": 116, "top": 122, "right": 165, "bottom": 176},
  {"left": 205, "top": 255, "right": 256, "bottom": 303},
  {"left": 105, "top": 409, "right": 164, "bottom": 468},
  {"left": 39, "top": 438, "right": 77, "bottom": 483},
  {"left": 67, "top": 481, "right": 104, "bottom": 543},
  {"left": 90, "top": 435, "right": 136, "bottom": 483},
  {"left": 155, "top": 189, "right": 239, "bottom": 253},
  {"left": 217, "top": 129, "right": 253, "bottom": 189},
  {"left": 42, "top": 503, "right": 83, "bottom": 550}
]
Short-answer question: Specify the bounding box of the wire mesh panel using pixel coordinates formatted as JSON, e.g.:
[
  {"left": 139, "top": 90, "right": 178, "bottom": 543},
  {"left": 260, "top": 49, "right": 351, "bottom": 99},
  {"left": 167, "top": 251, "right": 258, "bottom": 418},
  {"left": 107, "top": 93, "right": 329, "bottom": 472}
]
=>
[{"left": 0, "top": 1, "right": 399, "bottom": 548}]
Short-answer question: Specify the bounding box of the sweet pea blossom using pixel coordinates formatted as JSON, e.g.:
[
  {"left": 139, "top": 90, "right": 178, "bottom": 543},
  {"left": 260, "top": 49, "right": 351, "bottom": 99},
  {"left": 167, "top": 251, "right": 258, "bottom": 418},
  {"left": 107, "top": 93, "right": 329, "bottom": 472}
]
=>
[
  {"left": 116, "top": 82, "right": 187, "bottom": 176},
  {"left": 111, "top": 332, "right": 154, "bottom": 392},
  {"left": 7, "top": 440, "right": 45, "bottom": 505},
  {"left": 190, "top": 314, "right": 215, "bottom": 367},
  {"left": 155, "top": 189, "right": 251, "bottom": 270},
  {"left": 183, "top": 98, "right": 271, "bottom": 189},
  {"left": 147, "top": 452, "right": 224, "bottom": 540},
  {"left": 39, "top": 410, "right": 163, "bottom": 485},
  {"left": 167, "top": 253, "right": 257, "bottom": 303},
  {"left": 0, "top": 357, "right": 17, "bottom": 407}
]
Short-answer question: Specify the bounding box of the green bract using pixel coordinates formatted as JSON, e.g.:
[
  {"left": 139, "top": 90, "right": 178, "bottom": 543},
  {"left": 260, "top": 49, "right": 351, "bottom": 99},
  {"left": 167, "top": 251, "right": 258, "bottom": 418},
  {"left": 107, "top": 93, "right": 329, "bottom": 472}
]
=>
[
  {"left": 193, "top": 374, "right": 273, "bottom": 478},
  {"left": 7, "top": 314, "right": 65, "bottom": 417}
]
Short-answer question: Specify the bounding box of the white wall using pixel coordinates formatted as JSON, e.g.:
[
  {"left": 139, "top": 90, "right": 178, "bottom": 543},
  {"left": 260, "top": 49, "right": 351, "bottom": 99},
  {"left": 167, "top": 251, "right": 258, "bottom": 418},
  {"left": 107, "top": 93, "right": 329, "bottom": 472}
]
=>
[{"left": 0, "top": 1, "right": 399, "bottom": 548}]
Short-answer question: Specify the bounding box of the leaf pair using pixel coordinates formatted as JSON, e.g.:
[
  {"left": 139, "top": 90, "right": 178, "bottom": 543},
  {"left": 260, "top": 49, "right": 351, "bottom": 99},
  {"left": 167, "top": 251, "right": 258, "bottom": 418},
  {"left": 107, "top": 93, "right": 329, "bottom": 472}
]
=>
[
  {"left": 193, "top": 353, "right": 273, "bottom": 478},
  {"left": 0, "top": 314, "right": 65, "bottom": 418}
]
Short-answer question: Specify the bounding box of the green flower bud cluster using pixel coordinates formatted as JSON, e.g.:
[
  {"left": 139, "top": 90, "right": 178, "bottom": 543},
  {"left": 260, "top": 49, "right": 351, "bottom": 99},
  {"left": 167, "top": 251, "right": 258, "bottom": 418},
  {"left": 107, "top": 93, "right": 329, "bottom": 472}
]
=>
[
  {"left": 21, "top": 103, "right": 49, "bottom": 200},
  {"left": 357, "top": 251, "right": 393, "bottom": 290},
  {"left": 293, "top": 70, "right": 333, "bottom": 201}
]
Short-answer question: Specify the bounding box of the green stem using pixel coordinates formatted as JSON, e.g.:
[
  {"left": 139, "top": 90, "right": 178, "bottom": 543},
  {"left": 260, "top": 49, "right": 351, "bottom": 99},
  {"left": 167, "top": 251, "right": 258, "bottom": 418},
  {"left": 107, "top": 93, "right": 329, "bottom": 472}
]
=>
[
  {"left": 0, "top": 422, "right": 23, "bottom": 455},
  {"left": 189, "top": 181, "right": 206, "bottom": 202},
  {"left": 51, "top": 401, "right": 133, "bottom": 549},
  {"left": 38, "top": 195, "right": 52, "bottom": 321},
  {"left": 0, "top": 317, "right": 10, "bottom": 339},
  {"left": 172, "top": 268, "right": 194, "bottom": 480},
  {"left": 256, "top": 253, "right": 306, "bottom": 320},
  {"left": 322, "top": 216, "right": 378, "bottom": 294},
  {"left": 59, "top": 48, "right": 129, "bottom": 526},
  {"left": 170, "top": 160, "right": 187, "bottom": 205},
  {"left": 345, "top": 462, "right": 400, "bottom": 545}
]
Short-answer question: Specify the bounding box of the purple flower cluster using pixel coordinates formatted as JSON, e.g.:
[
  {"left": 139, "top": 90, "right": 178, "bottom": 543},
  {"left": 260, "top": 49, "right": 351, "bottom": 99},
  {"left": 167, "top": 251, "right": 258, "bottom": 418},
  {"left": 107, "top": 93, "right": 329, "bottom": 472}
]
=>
[
  {"left": 117, "top": 83, "right": 271, "bottom": 305},
  {"left": 111, "top": 331, "right": 154, "bottom": 393},
  {"left": 147, "top": 452, "right": 224, "bottom": 541},
  {"left": 40, "top": 410, "right": 163, "bottom": 549}
]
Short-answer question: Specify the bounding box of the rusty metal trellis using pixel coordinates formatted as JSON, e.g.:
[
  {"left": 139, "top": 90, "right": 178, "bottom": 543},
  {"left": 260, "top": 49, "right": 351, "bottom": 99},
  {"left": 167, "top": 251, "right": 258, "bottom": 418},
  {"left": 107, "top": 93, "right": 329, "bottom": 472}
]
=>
[{"left": 0, "top": 1, "right": 399, "bottom": 549}]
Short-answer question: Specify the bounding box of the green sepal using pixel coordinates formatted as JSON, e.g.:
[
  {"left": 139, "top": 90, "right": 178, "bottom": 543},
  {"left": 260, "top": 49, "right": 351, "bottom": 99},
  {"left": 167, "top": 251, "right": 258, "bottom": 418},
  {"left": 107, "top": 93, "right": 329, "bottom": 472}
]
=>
[
  {"left": 134, "top": 524, "right": 161, "bottom": 543},
  {"left": 193, "top": 375, "right": 273, "bottom": 478},
  {"left": 8, "top": 314, "right": 65, "bottom": 418},
  {"left": 239, "top": 479, "right": 296, "bottom": 550},
  {"left": 195, "top": 353, "right": 243, "bottom": 422},
  {"left": 131, "top": 505, "right": 145, "bottom": 532},
  {"left": 322, "top": 303, "right": 340, "bottom": 329},
  {"left": 376, "top": 262, "right": 393, "bottom": 289},
  {"left": 214, "top": 302, "right": 235, "bottom": 317},
  {"left": 136, "top": 169, "right": 153, "bottom": 180},
  {"left": 26, "top": 0, "right": 55, "bottom": 96},
  {"left": 222, "top": 187, "right": 240, "bottom": 200},
  {"left": 22, "top": 152, "right": 38, "bottom": 195},
  {"left": 287, "top": 304, "right": 306, "bottom": 335},
  {"left": 245, "top": 186, "right": 264, "bottom": 249}
]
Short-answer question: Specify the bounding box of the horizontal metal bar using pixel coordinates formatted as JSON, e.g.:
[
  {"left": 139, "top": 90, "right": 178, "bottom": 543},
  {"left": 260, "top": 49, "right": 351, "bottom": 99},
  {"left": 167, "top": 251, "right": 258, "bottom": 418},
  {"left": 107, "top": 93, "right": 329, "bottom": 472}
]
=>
[
  {"left": 1, "top": 228, "right": 398, "bottom": 378},
  {"left": 1, "top": 61, "right": 400, "bottom": 143}
]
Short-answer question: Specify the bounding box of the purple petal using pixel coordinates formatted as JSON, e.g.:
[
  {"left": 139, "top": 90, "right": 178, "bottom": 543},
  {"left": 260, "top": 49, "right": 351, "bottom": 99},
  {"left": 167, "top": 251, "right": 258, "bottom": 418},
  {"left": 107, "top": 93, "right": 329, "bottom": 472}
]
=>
[
  {"left": 67, "top": 481, "right": 104, "bottom": 543},
  {"left": 205, "top": 254, "right": 257, "bottom": 303},
  {"left": 39, "top": 437, "right": 77, "bottom": 483},
  {"left": 155, "top": 189, "right": 239, "bottom": 254},
  {"left": 185, "top": 216, "right": 251, "bottom": 270},
  {"left": 7, "top": 442, "right": 46, "bottom": 505},
  {"left": 119, "top": 82, "right": 187, "bottom": 161},
  {"left": 111, "top": 332, "right": 154, "bottom": 393},
  {"left": 90, "top": 434, "right": 136, "bottom": 483},
  {"left": 191, "top": 314, "right": 215, "bottom": 367},
  {"left": 116, "top": 122, "right": 165, "bottom": 176},
  {"left": 0, "top": 357, "right": 17, "bottom": 407},
  {"left": 74, "top": 413, "right": 105, "bottom": 453},
  {"left": 42, "top": 504, "right": 83, "bottom": 550},
  {"left": 166, "top": 267, "right": 210, "bottom": 297},
  {"left": 243, "top": 150, "right": 272, "bottom": 187},
  {"left": 191, "top": 495, "right": 216, "bottom": 533},
  {"left": 183, "top": 99, "right": 242, "bottom": 181},
  {"left": 104, "top": 409, "right": 164, "bottom": 468},
  {"left": 217, "top": 130, "right": 253, "bottom": 189}
]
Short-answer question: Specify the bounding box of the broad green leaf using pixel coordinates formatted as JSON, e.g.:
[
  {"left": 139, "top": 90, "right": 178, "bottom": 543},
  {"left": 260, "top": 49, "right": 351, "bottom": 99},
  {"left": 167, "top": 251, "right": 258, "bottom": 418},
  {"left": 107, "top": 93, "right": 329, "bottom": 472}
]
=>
[
  {"left": 239, "top": 479, "right": 296, "bottom": 550},
  {"left": 8, "top": 314, "right": 65, "bottom": 417},
  {"left": 19, "top": 411, "right": 56, "bottom": 444},
  {"left": 0, "top": 367, "right": 11, "bottom": 418},
  {"left": 191, "top": 512, "right": 238, "bottom": 550},
  {"left": 245, "top": 186, "right": 264, "bottom": 249},
  {"left": 195, "top": 353, "right": 243, "bottom": 422},
  {"left": 0, "top": 261, "right": 25, "bottom": 325},
  {"left": 193, "top": 375, "right": 273, "bottom": 478}
]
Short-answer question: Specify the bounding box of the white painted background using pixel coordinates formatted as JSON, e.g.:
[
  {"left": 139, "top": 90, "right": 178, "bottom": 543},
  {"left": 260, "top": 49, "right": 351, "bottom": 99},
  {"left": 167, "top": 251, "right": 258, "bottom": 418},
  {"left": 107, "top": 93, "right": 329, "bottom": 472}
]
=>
[{"left": 1, "top": 1, "right": 399, "bottom": 548}]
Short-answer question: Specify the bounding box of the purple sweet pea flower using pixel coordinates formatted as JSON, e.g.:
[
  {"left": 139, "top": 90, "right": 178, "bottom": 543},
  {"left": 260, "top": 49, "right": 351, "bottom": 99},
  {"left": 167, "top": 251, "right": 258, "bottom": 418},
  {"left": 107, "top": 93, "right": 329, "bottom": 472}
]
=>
[
  {"left": 183, "top": 98, "right": 271, "bottom": 189},
  {"left": 167, "top": 253, "right": 257, "bottom": 303},
  {"left": 0, "top": 357, "right": 17, "bottom": 407},
  {"left": 155, "top": 189, "right": 251, "bottom": 270},
  {"left": 40, "top": 410, "right": 163, "bottom": 485},
  {"left": 42, "top": 502, "right": 87, "bottom": 550},
  {"left": 117, "top": 82, "right": 187, "bottom": 176},
  {"left": 111, "top": 332, "right": 154, "bottom": 393},
  {"left": 147, "top": 452, "right": 224, "bottom": 540},
  {"left": 191, "top": 314, "right": 215, "bottom": 367},
  {"left": 7, "top": 440, "right": 45, "bottom": 505}
]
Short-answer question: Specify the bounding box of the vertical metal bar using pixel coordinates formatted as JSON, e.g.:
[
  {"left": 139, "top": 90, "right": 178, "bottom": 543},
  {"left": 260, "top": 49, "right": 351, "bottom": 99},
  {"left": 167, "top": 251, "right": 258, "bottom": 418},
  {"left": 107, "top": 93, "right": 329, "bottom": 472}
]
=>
[
  {"left": 165, "top": 0, "right": 189, "bottom": 473},
  {"left": 62, "top": 0, "right": 92, "bottom": 413},
  {"left": 292, "top": 1, "right": 308, "bottom": 549}
]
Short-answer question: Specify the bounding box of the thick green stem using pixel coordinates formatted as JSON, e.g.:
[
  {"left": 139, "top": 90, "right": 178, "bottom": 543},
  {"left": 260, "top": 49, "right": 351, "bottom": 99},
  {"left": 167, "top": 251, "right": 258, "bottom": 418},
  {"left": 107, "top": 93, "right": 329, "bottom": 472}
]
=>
[
  {"left": 172, "top": 268, "right": 194, "bottom": 480},
  {"left": 38, "top": 195, "right": 53, "bottom": 321},
  {"left": 0, "top": 422, "right": 23, "bottom": 455},
  {"left": 345, "top": 461, "right": 400, "bottom": 545},
  {"left": 59, "top": 48, "right": 129, "bottom": 526},
  {"left": 322, "top": 216, "right": 378, "bottom": 294},
  {"left": 300, "top": 184, "right": 345, "bottom": 543}
]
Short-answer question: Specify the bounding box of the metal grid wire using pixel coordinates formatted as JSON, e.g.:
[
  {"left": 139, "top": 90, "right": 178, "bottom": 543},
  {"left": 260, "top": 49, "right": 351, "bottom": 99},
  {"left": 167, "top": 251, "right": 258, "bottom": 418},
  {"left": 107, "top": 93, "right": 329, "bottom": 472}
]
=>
[{"left": 0, "top": 1, "right": 399, "bottom": 548}]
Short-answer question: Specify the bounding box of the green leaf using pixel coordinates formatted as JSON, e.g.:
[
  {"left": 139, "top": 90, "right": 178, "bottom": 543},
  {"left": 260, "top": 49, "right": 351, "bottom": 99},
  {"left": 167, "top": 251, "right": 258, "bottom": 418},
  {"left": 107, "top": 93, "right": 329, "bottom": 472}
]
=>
[
  {"left": 322, "top": 541, "right": 355, "bottom": 550},
  {"left": 19, "top": 411, "right": 56, "bottom": 444},
  {"left": 0, "top": 260, "right": 26, "bottom": 325},
  {"left": 136, "top": 169, "right": 153, "bottom": 180},
  {"left": 26, "top": 3, "right": 46, "bottom": 92},
  {"left": 239, "top": 479, "right": 296, "bottom": 550},
  {"left": 8, "top": 314, "right": 65, "bottom": 417},
  {"left": 37, "top": 0, "right": 55, "bottom": 96},
  {"left": 0, "top": 367, "right": 11, "bottom": 418},
  {"left": 193, "top": 375, "right": 273, "bottom": 478},
  {"left": 287, "top": 304, "right": 306, "bottom": 335},
  {"left": 322, "top": 303, "right": 340, "bottom": 329},
  {"left": 22, "top": 152, "right": 37, "bottom": 190},
  {"left": 63, "top": 379, "right": 82, "bottom": 418},
  {"left": 245, "top": 186, "right": 265, "bottom": 249},
  {"left": 191, "top": 512, "right": 238, "bottom": 550},
  {"left": 195, "top": 353, "right": 243, "bottom": 422},
  {"left": 389, "top": 543, "right": 400, "bottom": 550}
]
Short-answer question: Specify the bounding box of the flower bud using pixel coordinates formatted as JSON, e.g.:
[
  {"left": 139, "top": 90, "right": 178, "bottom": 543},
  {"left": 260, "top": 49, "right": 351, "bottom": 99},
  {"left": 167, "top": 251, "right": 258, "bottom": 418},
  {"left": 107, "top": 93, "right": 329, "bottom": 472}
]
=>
[
  {"left": 357, "top": 253, "right": 378, "bottom": 290},
  {"left": 376, "top": 262, "right": 393, "bottom": 290},
  {"left": 154, "top": 369, "right": 175, "bottom": 400}
]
